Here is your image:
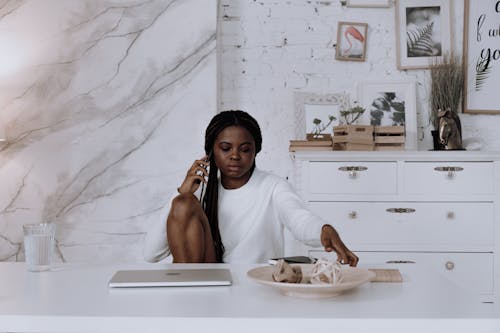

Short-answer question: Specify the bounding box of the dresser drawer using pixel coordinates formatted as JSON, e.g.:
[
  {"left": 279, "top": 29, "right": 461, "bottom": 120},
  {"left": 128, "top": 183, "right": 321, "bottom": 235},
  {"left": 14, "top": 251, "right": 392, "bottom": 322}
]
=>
[
  {"left": 309, "top": 250, "right": 494, "bottom": 300},
  {"left": 307, "top": 161, "right": 397, "bottom": 195},
  {"left": 309, "top": 201, "right": 494, "bottom": 250},
  {"left": 404, "top": 162, "right": 494, "bottom": 195}
]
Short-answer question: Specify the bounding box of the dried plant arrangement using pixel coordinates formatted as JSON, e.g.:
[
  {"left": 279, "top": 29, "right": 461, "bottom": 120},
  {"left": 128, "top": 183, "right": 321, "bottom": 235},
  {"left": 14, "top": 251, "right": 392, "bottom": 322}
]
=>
[{"left": 429, "top": 53, "right": 464, "bottom": 129}]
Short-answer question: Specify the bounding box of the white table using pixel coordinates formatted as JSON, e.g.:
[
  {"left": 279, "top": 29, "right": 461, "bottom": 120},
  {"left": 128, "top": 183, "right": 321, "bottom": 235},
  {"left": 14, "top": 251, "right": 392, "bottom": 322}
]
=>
[{"left": 0, "top": 262, "right": 498, "bottom": 333}]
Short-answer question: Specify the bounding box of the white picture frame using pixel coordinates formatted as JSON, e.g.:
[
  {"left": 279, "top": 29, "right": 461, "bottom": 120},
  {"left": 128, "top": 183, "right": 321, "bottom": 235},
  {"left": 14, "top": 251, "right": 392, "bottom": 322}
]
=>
[
  {"left": 346, "top": 0, "right": 391, "bottom": 8},
  {"left": 395, "top": 0, "right": 451, "bottom": 70},
  {"left": 294, "top": 92, "right": 350, "bottom": 140},
  {"left": 357, "top": 80, "right": 417, "bottom": 150},
  {"left": 463, "top": 0, "right": 500, "bottom": 114}
]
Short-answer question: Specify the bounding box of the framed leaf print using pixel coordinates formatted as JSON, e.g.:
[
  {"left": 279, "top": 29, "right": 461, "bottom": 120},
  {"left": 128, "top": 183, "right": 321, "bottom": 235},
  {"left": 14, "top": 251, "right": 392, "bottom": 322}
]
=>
[
  {"left": 395, "top": 0, "right": 451, "bottom": 70},
  {"left": 358, "top": 80, "right": 418, "bottom": 150}
]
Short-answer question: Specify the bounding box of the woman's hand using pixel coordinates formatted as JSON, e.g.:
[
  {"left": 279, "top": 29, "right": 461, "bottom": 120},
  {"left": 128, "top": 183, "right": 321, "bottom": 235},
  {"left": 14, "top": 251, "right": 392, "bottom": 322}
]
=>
[
  {"left": 177, "top": 156, "right": 209, "bottom": 195},
  {"left": 320, "top": 224, "right": 359, "bottom": 267}
]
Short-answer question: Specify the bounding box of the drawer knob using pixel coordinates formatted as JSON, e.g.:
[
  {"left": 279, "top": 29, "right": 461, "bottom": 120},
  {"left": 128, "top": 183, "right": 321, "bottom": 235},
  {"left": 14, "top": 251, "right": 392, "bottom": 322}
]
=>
[
  {"left": 348, "top": 211, "right": 357, "bottom": 219},
  {"left": 386, "top": 208, "right": 416, "bottom": 214},
  {"left": 445, "top": 261, "right": 455, "bottom": 270},
  {"left": 447, "top": 211, "right": 455, "bottom": 219}
]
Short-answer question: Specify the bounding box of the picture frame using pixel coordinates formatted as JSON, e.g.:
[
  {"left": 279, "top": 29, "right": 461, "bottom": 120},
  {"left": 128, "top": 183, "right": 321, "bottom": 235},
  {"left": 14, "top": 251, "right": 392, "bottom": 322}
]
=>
[
  {"left": 357, "top": 80, "right": 417, "bottom": 150},
  {"left": 395, "top": 0, "right": 451, "bottom": 70},
  {"left": 335, "top": 21, "right": 368, "bottom": 62},
  {"left": 294, "top": 91, "right": 350, "bottom": 140},
  {"left": 463, "top": 0, "right": 500, "bottom": 114},
  {"left": 345, "top": 0, "right": 391, "bottom": 8}
]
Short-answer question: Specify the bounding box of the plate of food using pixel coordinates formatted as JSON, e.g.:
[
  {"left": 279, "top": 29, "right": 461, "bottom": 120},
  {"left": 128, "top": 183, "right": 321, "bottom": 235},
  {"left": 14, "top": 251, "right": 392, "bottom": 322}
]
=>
[{"left": 247, "top": 259, "right": 375, "bottom": 298}]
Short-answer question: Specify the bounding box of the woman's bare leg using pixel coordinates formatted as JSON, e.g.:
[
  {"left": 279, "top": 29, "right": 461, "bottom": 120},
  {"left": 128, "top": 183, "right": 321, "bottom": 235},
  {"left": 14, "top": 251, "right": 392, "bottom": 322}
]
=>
[{"left": 166, "top": 193, "right": 217, "bottom": 263}]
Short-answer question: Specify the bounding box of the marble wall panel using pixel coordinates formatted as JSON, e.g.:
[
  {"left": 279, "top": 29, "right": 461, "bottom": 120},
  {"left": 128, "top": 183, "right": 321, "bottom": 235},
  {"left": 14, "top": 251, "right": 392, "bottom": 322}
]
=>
[{"left": 0, "top": 0, "right": 217, "bottom": 263}]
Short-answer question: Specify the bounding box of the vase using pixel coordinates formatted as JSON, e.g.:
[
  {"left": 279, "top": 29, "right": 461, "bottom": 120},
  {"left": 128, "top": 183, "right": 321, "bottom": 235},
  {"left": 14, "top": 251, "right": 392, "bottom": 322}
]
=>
[{"left": 431, "top": 130, "right": 445, "bottom": 150}]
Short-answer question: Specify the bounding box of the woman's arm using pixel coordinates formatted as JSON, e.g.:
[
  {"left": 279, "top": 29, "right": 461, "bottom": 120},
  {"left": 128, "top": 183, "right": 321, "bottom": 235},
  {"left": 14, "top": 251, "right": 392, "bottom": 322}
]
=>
[
  {"left": 273, "top": 180, "right": 358, "bottom": 266},
  {"left": 143, "top": 156, "right": 209, "bottom": 262}
]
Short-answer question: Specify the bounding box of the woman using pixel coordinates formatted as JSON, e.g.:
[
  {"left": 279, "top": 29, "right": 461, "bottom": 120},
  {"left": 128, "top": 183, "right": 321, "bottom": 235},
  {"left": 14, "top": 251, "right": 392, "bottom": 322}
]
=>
[{"left": 144, "top": 110, "right": 358, "bottom": 265}]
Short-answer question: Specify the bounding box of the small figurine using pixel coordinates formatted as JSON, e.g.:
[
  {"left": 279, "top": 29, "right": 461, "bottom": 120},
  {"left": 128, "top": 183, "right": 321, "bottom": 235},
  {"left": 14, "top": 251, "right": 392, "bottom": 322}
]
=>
[{"left": 438, "top": 109, "right": 464, "bottom": 150}]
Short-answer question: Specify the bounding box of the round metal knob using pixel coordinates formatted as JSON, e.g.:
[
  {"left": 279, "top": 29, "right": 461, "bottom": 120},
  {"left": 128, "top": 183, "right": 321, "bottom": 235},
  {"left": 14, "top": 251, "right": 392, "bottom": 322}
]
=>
[
  {"left": 348, "top": 211, "right": 357, "bottom": 219},
  {"left": 445, "top": 261, "right": 455, "bottom": 270},
  {"left": 447, "top": 211, "right": 455, "bottom": 219}
]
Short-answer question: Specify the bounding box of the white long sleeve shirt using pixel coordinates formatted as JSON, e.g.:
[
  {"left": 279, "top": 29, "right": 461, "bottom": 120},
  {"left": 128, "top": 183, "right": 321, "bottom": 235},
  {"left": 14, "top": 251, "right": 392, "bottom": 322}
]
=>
[{"left": 143, "top": 168, "right": 326, "bottom": 263}]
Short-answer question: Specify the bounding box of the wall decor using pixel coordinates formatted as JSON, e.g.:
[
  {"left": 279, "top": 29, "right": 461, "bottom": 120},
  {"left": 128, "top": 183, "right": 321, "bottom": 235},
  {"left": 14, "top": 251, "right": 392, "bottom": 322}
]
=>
[
  {"left": 345, "top": 0, "right": 391, "bottom": 8},
  {"left": 357, "top": 80, "right": 418, "bottom": 150},
  {"left": 395, "top": 0, "right": 451, "bottom": 69},
  {"left": 294, "top": 92, "right": 350, "bottom": 140},
  {"left": 463, "top": 0, "right": 500, "bottom": 114},
  {"left": 335, "top": 22, "right": 368, "bottom": 62}
]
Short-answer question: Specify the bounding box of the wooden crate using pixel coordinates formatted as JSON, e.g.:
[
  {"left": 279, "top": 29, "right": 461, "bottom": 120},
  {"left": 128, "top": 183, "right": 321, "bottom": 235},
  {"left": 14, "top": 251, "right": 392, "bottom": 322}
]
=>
[
  {"left": 332, "top": 125, "right": 374, "bottom": 151},
  {"left": 374, "top": 126, "right": 405, "bottom": 151},
  {"left": 289, "top": 140, "right": 333, "bottom": 152}
]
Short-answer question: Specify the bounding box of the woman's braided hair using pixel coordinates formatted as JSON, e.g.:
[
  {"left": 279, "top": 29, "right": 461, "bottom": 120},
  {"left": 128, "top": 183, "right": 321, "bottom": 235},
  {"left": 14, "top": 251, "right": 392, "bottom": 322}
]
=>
[{"left": 203, "top": 110, "right": 262, "bottom": 262}]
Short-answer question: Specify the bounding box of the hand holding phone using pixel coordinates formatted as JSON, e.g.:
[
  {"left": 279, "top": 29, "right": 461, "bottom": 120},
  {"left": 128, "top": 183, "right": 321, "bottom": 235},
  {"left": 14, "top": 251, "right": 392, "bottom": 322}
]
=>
[{"left": 177, "top": 155, "right": 210, "bottom": 195}]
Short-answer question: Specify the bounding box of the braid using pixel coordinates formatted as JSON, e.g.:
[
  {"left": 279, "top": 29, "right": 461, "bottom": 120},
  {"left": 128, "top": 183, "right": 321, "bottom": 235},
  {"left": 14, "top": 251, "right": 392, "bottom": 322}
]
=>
[{"left": 202, "top": 110, "right": 262, "bottom": 263}]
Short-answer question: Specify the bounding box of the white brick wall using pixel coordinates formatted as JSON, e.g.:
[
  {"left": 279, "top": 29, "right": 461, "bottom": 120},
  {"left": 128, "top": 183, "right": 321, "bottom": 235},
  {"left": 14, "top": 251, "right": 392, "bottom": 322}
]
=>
[{"left": 218, "top": 0, "right": 500, "bottom": 178}]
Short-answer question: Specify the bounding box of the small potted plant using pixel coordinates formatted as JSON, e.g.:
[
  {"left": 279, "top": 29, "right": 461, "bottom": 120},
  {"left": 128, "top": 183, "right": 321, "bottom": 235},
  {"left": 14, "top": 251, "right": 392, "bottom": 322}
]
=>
[
  {"left": 429, "top": 52, "right": 465, "bottom": 150},
  {"left": 339, "top": 101, "right": 365, "bottom": 125},
  {"left": 308, "top": 115, "right": 336, "bottom": 140}
]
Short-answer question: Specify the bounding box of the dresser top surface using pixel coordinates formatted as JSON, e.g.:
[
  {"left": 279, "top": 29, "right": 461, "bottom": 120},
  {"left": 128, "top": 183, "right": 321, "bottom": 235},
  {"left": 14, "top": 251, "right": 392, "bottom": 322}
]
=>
[{"left": 292, "top": 150, "right": 500, "bottom": 162}]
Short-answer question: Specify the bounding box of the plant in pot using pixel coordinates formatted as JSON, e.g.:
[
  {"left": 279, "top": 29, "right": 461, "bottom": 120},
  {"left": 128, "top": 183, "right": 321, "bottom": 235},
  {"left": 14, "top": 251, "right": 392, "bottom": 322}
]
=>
[
  {"left": 429, "top": 52, "right": 465, "bottom": 150},
  {"left": 339, "top": 101, "right": 366, "bottom": 125}
]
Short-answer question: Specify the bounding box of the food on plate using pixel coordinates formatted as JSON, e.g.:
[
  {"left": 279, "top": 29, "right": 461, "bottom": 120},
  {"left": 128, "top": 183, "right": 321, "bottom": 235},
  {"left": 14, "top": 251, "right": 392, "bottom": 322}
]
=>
[
  {"left": 271, "top": 258, "right": 343, "bottom": 285},
  {"left": 272, "top": 259, "right": 303, "bottom": 283}
]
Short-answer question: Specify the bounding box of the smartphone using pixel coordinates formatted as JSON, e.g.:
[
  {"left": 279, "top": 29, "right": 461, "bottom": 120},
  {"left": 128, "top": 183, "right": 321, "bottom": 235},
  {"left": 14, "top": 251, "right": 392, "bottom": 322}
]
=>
[
  {"left": 268, "top": 256, "right": 317, "bottom": 265},
  {"left": 195, "top": 151, "right": 212, "bottom": 185}
]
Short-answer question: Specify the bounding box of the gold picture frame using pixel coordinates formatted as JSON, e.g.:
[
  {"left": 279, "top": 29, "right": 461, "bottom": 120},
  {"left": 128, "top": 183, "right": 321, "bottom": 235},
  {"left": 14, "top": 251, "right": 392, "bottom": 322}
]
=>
[{"left": 335, "top": 21, "right": 368, "bottom": 62}]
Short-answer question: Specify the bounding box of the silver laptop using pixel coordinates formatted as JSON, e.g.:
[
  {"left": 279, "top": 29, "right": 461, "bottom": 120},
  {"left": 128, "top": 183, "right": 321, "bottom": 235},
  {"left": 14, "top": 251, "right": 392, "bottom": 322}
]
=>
[{"left": 108, "top": 268, "right": 232, "bottom": 288}]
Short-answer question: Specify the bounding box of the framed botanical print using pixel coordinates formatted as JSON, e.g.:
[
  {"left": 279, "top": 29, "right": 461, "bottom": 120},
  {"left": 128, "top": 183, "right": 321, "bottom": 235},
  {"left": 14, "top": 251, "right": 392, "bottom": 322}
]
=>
[
  {"left": 335, "top": 21, "right": 368, "bottom": 62},
  {"left": 358, "top": 80, "right": 418, "bottom": 150},
  {"left": 395, "top": 0, "right": 451, "bottom": 69}
]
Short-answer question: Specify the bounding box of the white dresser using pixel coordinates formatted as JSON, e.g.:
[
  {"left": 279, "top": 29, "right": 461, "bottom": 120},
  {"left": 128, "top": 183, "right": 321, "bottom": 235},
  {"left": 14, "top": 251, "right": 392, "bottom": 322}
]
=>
[{"left": 291, "top": 151, "right": 500, "bottom": 303}]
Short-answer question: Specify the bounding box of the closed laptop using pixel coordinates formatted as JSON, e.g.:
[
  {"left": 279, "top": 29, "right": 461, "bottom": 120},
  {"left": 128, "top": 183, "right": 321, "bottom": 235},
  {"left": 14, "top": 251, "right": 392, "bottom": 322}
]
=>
[{"left": 108, "top": 268, "right": 232, "bottom": 288}]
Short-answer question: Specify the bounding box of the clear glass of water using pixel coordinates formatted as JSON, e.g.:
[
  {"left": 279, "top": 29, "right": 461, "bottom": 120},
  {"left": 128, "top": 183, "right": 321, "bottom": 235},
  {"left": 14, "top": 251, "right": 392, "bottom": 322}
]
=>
[{"left": 23, "top": 223, "right": 56, "bottom": 272}]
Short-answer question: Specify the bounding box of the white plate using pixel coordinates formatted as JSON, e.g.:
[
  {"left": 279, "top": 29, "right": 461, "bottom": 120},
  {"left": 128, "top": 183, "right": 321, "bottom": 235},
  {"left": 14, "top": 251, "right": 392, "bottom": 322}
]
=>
[{"left": 247, "top": 264, "right": 375, "bottom": 298}]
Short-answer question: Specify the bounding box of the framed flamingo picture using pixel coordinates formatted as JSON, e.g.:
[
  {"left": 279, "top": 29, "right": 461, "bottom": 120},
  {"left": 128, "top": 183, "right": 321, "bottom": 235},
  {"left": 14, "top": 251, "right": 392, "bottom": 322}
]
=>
[
  {"left": 335, "top": 21, "right": 368, "bottom": 62},
  {"left": 395, "top": 0, "right": 451, "bottom": 70}
]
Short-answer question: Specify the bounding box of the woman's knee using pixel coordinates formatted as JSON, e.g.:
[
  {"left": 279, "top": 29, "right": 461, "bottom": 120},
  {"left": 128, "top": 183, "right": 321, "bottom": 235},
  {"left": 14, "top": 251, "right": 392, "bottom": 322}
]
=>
[{"left": 168, "top": 193, "right": 202, "bottom": 227}]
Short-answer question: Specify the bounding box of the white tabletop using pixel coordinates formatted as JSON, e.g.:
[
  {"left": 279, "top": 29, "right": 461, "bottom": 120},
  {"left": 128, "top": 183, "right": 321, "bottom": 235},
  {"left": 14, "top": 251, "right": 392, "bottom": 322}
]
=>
[{"left": 0, "top": 262, "right": 498, "bottom": 333}]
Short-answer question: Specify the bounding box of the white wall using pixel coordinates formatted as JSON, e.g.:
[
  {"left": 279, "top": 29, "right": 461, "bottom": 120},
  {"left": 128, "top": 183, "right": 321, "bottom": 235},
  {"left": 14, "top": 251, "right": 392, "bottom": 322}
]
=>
[{"left": 218, "top": 0, "right": 500, "bottom": 179}]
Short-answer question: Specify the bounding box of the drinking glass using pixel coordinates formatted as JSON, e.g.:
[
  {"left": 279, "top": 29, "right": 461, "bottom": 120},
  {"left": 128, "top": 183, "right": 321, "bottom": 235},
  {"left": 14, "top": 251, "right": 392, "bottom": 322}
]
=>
[{"left": 23, "top": 223, "right": 56, "bottom": 272}]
